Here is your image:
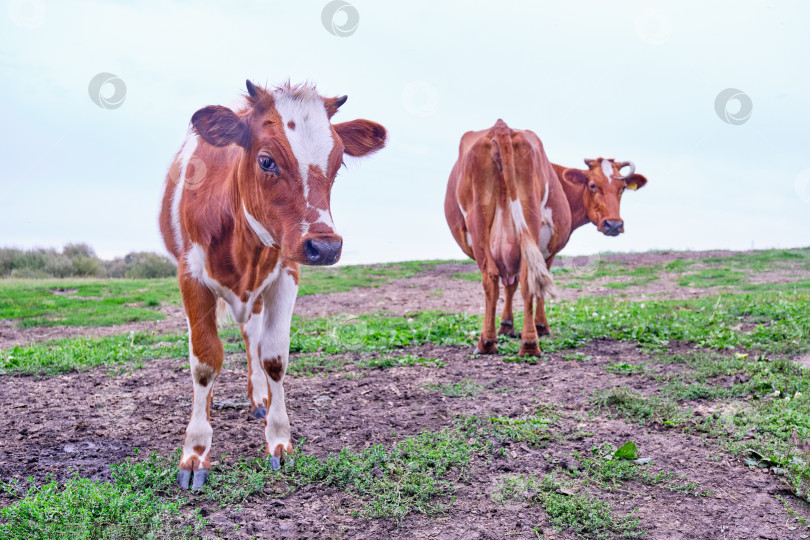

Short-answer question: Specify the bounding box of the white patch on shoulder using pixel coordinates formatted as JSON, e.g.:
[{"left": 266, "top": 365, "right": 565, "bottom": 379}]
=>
[
  {"left": 171, "top": 128, "right": 199, "bottom": 253},
  {"left": 273, "top": 87, "right": 334, "bottom": 204},
  {"left": 243, "top": 202, "right": 279, "bottom": 248},
  {"left": 539, "top": 181, "right": 555, "bottom": 258},
  {"left": 186, "top": 243, "right": 281, "bottom": 324},
  {"left": 601, "top": 159, "right": 614, "bottom": 184},
  {"left": 509, "top": 199, "right": 528, "bottom": 231}
]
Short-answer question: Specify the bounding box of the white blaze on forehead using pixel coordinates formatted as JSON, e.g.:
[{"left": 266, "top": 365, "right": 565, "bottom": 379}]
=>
[
  {"left": 601, "top": 159, "right": 614, "bottom": 184},
  {"left": 273, "top": 87, "right": 334, "bottom": 200}
]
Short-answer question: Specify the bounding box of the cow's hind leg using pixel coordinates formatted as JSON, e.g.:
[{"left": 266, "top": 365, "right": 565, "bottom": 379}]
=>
[
  {"left": 498, "top": 278, "right": 519, "bottom": 338},
  {"left": 533, "top": 256, "right": 554, "bottom": 336},
  {"left": 241, "top": 298, "right": 268, "bottom": 419},
  {"left": 534, "top": 297, "right": 551, "bottom": 336},
  {"left": 257, "top": 267, "right": 298, "bottom": 469},
  {"left": 518, "top": 273, "right": 542, "bottom": 357},
  {"left": 475, "top": 264, "right": 500, "bottom": 355},
  {"left": 177, "top": 277, "right": 223, "bottom": 490}
]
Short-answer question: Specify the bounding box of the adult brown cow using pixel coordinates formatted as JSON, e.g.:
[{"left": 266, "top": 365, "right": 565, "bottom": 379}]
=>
[
  {"left": 159, "top": 80, "right": 386, "bottom": 490},
  {"left": 444, "top": 120, "right": 646, "bottom": 356}
]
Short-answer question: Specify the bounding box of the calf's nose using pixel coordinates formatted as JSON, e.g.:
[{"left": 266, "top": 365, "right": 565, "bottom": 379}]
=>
[{"left": 304, "top": 237, "right": 343, "bottom": 266}]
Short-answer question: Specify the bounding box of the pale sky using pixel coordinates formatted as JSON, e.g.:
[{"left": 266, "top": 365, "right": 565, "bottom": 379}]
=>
[{"left": 2, "top": 0, "right": 809, "bottom": 263}]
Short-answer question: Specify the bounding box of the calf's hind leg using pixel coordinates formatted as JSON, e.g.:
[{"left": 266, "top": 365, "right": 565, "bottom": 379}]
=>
[
  {"left": 177, "top": 277, "right": 223, "bottom": 491},
  {"left": 241, "top": 299, "right": 269, "bottom": 419}
]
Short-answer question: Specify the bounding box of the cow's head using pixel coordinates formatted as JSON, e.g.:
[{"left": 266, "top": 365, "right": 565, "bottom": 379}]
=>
[
  {"left": 562, "top": 157, "right": 647, "bottom": 236},
  {"left": 190, "top": 80, "right": 386, "bottom": 265}
]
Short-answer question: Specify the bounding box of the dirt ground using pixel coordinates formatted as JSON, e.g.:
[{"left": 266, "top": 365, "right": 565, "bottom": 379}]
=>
[{"left": 1, "top": 249, "right": 809, "bottom": 539}]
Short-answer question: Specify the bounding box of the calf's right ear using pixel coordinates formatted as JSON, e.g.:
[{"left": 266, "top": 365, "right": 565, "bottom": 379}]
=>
[{"left": 191, "top": 106, "right": 250, "bottom": 148}]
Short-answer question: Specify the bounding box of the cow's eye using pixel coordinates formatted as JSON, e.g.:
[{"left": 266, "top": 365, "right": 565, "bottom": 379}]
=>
[
  {"left": 258, "top": 154, "right": 279, "bottom": 174},
  {"left": 589, "top": 183, "right": 598, "bottom": 192}
]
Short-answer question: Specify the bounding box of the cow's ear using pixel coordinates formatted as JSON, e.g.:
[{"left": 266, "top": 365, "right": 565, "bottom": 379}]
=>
[
  {"left": 624, "top": 174, "right": 647, "bottom": 191},
  {"left": 334, "top": 119, "right": 387, "bottom": 157},
  {"left": 562, "top": 168, "right": 589, "bottom": 185},
  {"left": 191, "top": 105, "right": 250, "bottom": 148}
]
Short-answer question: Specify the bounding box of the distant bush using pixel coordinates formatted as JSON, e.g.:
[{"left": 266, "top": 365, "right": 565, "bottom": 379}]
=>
[
  {"left": 107, "top": 252, "right": 177, "bottom": 279},
  {"left": 0, "top": 245, "right": 176, "bottom": 279}
]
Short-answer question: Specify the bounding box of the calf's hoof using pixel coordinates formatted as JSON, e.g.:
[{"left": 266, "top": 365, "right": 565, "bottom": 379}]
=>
[
  {"left": 269, "top": 443, "right": 294, "bottom": 471},
  {"left": 518, "top": 340, "right": 542, "bottom": 357},
  {"left": 251, "top": 405, "right": 267, "bottom": 419},
  {"left": 536, "top": 323, "right": 550, "bottom": 336},
  {"left": 473, "top": 339, "right": 497, "bottom": 355},
  {"left": 177, "top": 468, "right": 210, "bottom": 491}
]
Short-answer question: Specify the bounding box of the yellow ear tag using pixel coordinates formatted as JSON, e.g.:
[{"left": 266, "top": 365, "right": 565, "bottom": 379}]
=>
[{"left": 627, "top": 182, "right": 638, "bottom": 191}]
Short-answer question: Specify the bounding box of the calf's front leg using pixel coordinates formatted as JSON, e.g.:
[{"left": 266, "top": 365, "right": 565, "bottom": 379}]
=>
[
  {"left": 257, "top": 266, "right": 298, "bottom": 469},
  {"left": 177, "top": 276, "right": 223, "bottom": 491}
]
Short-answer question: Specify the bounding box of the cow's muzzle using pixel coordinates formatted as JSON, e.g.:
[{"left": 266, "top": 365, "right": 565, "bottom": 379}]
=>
[
  {"left": 602, "top": 219, "right": 624, "bottom": 237},
  {"left": 304, "top": 235, "right": 343, "bottom": 266}
]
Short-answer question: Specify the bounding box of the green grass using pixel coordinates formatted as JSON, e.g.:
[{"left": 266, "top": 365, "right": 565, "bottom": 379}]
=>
[
  {"left": 0, "top": 278, "right": 178, "bottom": 328},
  {"left": 591, "top": 387, "right": 691, "bottom": 426},
  {"left": 0, "top": 260, "right": 462, "bottom": 329},
  {"left": 7, "top": 288, "right": 810, "bottom": 375},
  {"left": 678, "top": 267, "right": 747, "bottom": 288},
  {"left": 700, "top": 248, "right": 810, "bottom": 272},
  {"left": 571, "top": 443, "right": 704, "bottom": 495},
  {"left": 298, "top": 259, "right": 460, "bottom": 295},
  {"left": 0, "top": 466, "right": 202, "bottom": 539},
  {"left": 0, "top": 332, "right": 189, "bottom": 375},
  {"left": 423, "top": 378, "right": 485, "bottom": 397},
  {"left": 355, "top": 353, "right": 444, "bottom": 370},
  {"left": 492, "top": 474, "right": 643, "bottom": 539}
]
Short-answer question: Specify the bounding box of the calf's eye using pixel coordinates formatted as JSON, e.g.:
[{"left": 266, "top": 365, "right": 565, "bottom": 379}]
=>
[{"left": 258, "top": 155, "right": 279, "bottom": 174}]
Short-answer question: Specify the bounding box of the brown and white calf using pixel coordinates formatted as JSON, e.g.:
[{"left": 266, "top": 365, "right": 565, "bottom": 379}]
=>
[
  {"left": 159, "top": 80, "right": 386, "bottom": 490},
  {"left": 444, "top": 120, "right": 647, "bottom": 356}
]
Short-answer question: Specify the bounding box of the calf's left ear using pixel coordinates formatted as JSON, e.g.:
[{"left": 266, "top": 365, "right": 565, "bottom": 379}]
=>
[
  {"left": 624, "top": 174, "right": 648, "bottom": 191},
  {"left": 191, "top": 105, "right": 251, "bottom": 148},
  {"left": 334, "top": 120, "right": 387, "bottom": 157}
]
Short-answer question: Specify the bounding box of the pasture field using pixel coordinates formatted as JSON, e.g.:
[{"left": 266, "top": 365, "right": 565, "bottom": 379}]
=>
[{"left": 1, "top": 248, "right": 810, "bottom": 539}]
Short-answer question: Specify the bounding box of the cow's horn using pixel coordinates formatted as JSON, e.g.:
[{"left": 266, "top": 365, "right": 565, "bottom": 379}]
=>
[
  {"left": 584, "top": 158, "right": 597, "bottom": 167},
  {"left": 616, "top": 160, "right": 636, "bottom": 179}
]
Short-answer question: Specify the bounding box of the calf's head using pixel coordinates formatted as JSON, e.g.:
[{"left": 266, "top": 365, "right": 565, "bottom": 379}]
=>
[
  {"left": 191, "top": 80, "right": 386, "bottom": 265},
  {"left": 562, "top": 157, "right": 647, "bottom": 236}
]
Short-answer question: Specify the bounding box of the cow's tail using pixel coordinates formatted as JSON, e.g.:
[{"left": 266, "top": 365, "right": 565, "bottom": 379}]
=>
[
  {"left": 215, "top": 298, "right": 233, "bottom": 328},
  {"left": 491, "top": 121, "right": 558, "bottom": 300}
]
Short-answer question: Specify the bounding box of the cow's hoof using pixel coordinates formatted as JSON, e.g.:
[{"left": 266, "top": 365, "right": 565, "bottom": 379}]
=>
[
  {"left": 251, "top": 406, "right": 267, "bottom": 419},
  {"left": 498, "top": 323, "right": 518, "bottom": 338},
  {"left": 518, "top": 341, "right": 542, "bottom": 357},
  {"left": 177, "top": 469, "right": 191, "bottom": 490},
  {"left": 536, "top": 324, "right": 550, "bottom": 337},
  {"left": 192, "top": 469, "right": 210, "bottom": 491},
  {"left": 473, "top": 339, "right": 497, "bottom": 355},
  {"left": 270, "top": 456, "right": 282, "bottom": 470}
]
